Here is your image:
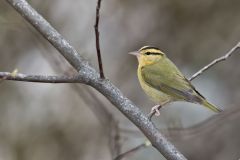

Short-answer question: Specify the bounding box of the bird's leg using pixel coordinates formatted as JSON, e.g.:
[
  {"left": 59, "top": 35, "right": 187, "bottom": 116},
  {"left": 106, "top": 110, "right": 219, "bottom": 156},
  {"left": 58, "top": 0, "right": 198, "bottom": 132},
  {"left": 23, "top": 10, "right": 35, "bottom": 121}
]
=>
[
  {"left": 151, "top": 105, "right": 162, "bottom": 116},
  {"left": 148, "top": 102, "right": 168, "bottom": 120}
]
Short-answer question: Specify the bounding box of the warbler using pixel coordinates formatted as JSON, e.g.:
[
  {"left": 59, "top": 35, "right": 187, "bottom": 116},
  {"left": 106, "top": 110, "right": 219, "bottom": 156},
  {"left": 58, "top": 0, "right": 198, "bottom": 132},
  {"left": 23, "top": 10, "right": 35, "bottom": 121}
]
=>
[{"left": 129, "top": 46, "right": 222, "bottom": 115}]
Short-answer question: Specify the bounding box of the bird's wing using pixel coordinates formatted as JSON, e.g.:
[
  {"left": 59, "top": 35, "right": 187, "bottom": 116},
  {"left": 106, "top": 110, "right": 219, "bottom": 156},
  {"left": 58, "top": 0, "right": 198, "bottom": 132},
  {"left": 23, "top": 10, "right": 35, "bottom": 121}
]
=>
[{"left": 141, "top": 59, "right": 204, "bottom": 103}]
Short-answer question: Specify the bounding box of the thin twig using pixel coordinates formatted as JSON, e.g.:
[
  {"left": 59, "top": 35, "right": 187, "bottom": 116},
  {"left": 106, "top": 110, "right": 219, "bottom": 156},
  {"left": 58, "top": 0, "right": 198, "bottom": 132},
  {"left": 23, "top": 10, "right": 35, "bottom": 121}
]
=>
[
  {"left": 189, "top": 42, "right": 240, "bottom": 81},
  {"left": 114, "top": 141, "right": 151, "bottom": 160},
  {"left": 94, "top": 0, "right": 105, "bottom": 79},
  {"left": 0, "top": 72, "right": 82, "bottom": 83}
]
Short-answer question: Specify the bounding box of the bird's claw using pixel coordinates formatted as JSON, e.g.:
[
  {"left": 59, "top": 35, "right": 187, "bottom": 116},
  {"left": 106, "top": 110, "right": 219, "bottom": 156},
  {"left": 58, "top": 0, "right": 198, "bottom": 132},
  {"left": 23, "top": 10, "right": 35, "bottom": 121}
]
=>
[{"left": 151, "top": 105, "right": 161, "bottom": 116}]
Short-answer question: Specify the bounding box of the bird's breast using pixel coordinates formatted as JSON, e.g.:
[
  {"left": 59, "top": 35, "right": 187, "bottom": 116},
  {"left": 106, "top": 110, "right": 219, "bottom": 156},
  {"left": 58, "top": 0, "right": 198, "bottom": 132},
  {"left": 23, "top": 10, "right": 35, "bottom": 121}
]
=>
[{"left": 137, "top": 66, "right": 171, "bottom": 105}]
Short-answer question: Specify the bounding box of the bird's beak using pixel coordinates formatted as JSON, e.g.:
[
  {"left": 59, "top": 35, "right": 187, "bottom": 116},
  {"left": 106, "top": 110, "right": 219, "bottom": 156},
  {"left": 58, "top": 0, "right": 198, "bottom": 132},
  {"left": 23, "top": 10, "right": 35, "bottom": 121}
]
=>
[{"left": 128, "top": 51, "right": 140, "bottom": 57}]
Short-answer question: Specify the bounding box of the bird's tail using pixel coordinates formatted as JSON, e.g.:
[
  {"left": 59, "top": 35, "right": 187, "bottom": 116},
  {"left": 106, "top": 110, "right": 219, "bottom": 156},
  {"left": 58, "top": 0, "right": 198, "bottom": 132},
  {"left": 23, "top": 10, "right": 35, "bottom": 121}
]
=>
[{"left": 202, "top": 100, "right": 223, "bottom": 113}]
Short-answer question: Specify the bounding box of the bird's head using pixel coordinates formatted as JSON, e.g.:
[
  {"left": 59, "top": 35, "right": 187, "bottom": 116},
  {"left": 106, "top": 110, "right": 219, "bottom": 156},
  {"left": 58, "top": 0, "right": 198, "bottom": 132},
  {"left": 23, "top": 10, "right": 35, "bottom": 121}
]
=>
[{"left": 129, "top": 46, "right": 165, "bottom": 66}]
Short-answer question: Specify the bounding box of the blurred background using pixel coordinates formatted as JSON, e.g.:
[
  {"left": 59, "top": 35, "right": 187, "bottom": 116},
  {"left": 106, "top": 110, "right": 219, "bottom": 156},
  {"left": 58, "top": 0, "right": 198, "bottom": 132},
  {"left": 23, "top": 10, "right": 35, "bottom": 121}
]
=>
[{"left": 1, "top": 0, "right": 240, "bottom": 159}]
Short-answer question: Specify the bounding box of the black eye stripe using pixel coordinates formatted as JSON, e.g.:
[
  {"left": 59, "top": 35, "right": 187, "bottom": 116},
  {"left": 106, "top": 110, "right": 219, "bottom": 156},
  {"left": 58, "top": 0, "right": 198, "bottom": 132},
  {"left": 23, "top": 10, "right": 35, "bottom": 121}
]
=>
[
  {"left": 140, "top": 46, "right": 160, "bottom": 51},
  {"left": 145, "top": 52, "right": 162, "bottom": 55}
]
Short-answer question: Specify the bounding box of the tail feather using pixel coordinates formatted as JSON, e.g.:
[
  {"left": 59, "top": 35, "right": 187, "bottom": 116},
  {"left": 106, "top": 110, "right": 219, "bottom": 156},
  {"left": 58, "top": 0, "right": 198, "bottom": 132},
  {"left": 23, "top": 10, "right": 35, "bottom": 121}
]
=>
[{"left": 202, "top": 100, "right": 223, "bottom": 113}]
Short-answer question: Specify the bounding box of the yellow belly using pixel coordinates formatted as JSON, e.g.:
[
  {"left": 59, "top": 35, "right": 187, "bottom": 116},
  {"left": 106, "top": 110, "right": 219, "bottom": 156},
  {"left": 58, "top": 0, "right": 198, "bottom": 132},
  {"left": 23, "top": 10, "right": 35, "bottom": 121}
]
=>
[{"left": 137, "top": 67, "right": 172, "bottom": 105}]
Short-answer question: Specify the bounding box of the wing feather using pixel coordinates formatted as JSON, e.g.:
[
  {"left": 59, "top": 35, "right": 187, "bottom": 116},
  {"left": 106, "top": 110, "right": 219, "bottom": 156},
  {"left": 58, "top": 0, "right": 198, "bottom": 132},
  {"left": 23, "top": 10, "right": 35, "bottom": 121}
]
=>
[{"left": 141, "top": 58, "right": 203, "bottom": 103}]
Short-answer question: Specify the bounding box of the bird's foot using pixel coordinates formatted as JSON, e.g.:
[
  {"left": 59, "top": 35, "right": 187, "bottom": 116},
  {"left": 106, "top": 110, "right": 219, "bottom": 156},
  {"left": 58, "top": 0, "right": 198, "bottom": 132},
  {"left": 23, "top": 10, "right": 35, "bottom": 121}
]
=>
[{"left": 150, "top": 105, "right": 162, "bottom": 116}]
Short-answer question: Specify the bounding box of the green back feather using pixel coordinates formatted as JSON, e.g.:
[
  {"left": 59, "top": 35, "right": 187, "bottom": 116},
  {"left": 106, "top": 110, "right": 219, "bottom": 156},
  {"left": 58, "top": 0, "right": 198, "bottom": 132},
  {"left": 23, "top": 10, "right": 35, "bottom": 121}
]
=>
[{"left": 141, "top": 57, "right": 203, "bottom": 103}]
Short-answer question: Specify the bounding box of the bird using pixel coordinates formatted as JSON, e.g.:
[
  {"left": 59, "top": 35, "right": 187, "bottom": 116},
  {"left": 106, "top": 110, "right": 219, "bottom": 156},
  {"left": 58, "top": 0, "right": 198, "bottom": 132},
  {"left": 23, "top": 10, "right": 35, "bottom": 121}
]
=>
[{"left": 129, "top": 46, "right": 222, "bottom": 116}]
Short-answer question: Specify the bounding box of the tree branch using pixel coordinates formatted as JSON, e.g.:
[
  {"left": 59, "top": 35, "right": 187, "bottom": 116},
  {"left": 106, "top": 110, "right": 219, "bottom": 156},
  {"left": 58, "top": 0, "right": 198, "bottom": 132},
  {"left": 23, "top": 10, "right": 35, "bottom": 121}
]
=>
[
  {"left": 189, "top": 42, "right": 240, "bottom": 81},
  {"left": 0, "top": 72, "right": 82, "bottom": 83},
  {"left": 94, "top": 0, "right": 105, "bottom": 79},
  {"left": 6, "top": 0, "right": 186, "bottom": 159}
]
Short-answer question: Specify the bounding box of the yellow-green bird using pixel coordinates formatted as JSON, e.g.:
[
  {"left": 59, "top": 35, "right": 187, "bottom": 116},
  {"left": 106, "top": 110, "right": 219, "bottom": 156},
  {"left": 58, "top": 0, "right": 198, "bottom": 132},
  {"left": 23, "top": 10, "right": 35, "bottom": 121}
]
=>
[{"left": 130, "top": 46, "right": 222, "bottom": 115}]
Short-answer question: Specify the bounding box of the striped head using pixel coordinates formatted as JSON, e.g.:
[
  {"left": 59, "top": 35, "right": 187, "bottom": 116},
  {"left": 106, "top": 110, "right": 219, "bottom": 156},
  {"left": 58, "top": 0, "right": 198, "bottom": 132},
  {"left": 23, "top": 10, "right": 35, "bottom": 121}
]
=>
[{"left": 129, "top": 46, "right": 165, "bottom": 66}]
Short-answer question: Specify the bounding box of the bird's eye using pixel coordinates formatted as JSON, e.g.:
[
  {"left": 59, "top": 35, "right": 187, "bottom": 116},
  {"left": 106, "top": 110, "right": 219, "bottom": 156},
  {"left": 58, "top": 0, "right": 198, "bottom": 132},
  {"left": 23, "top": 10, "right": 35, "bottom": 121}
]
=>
[{"left": 144, "top": 52, "right": 162, "bottom": 55}]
